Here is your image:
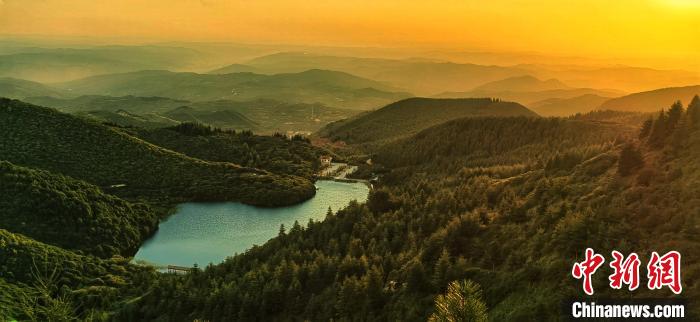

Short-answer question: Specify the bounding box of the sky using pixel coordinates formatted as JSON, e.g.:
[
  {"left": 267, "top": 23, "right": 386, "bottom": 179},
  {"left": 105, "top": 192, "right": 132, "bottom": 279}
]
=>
[{"left": 0, "top": 0, "right": 698, "bottom": 68}]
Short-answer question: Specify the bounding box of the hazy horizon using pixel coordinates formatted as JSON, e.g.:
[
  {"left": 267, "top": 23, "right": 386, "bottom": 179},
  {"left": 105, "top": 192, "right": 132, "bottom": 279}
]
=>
[{"left": 1, "top": 0, "right": 698, "bottom": 70}]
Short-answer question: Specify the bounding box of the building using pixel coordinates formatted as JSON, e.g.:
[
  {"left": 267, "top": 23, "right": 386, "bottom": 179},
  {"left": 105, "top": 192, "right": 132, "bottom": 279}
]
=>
[{"left": 320, "top": 155, "right": 333, "bottom": 168}]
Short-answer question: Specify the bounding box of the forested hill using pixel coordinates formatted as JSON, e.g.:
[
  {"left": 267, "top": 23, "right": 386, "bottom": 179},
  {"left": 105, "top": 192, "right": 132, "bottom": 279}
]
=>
[
  {"left": 130, "top": 123, "right": 327, "bottom": 179},
  {"left": 0, "top": 161, "right": 158, "bottom": 257},
  {"left": 0, "top": 98, "right": 315, "bottom": 207},
  {"left": 0, "top": 228, "right": 153, "bottom": 320},
  {"left": 118, "top": 100, "right": 700, "bottom": 321},
  {"left": 320, "top": 97, "right": 538, "bottom": 145},
  {"left": 376, "top": 116, "right": 627, "bottom": 168}
]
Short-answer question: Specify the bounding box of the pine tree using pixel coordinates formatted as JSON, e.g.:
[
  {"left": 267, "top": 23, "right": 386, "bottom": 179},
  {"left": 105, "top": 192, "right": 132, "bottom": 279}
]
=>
[
  {"left": 618, "top": 143, "right": 644, "bottom": 176},
  {"left": 667, "top": 100, "right": 684, "bottom": 130},
  {"left": 670, "top": 115, "right": 689, "bottom": 151},
  {"left": 639, "top": 118, "right": 653, "bottom": 139},
  {"left": 429, "top": 280, "right": 488, "bottom": 322},
  {"left": 648, "top": 110, "right": 668, "bottom": 148},
  {"left": 688, "top": 95, "right": 700, "bottom": 128}
]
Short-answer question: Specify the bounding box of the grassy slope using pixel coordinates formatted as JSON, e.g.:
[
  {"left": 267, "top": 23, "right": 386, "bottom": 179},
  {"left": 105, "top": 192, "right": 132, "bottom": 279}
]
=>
[{"left": 0, "top": 98, "right": 315, "bottom": 207}]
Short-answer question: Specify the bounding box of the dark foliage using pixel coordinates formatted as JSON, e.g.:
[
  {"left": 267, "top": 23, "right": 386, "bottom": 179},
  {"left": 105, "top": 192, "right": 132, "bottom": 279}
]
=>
[
  {"left": 0, "top": 98, "right": 315, "bottom": 207},
  {"left": 0, "top": 161, "right": 158, "bottom": 257}
]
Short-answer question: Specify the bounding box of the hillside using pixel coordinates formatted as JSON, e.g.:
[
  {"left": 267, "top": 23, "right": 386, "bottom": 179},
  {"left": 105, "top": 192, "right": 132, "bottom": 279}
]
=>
[
  {"left": 25, "top": 95, "right": 357, "bottom": 133},
  {"left": 599, "top": 85, "right": 700, "bottom": 112},
  {"left": 25, "top": 95, "right": 189, "bottom": 113},
  {"left": 0, "top": 98, "right": 315, "bottom": 207},
  {"left": 0, "top": 229, "right": 151, "bottom": 321},
  {"left": 75, "top": 109, "right": 181, "bottom": 129},
  {"left": 163, "top": 106, "right": 258, "bottom": 130},
  {"left": 529, "top": 94, "right": 611, "bottom": 116},
  {"left": 435, "top": 87, "right": 622, "bottom": 106},
  {"left": 187, "top": 99, "right": 358, "bottom": 133},
  {"left": 320, "top": 97, "right": 538, "bottom": 145},
  {"left": 471, "top": 75, "right": 570, "bottom": 92},
  {"left": 121, "top": 106, "right": 700, "bottom": 321},
  {"left": 0, "top": 161, "right": 158, "bottom": 257},
  {"left": 55, "top": 69, "right": 411, "bottom": 110},
  {"left": 376, "top": 116, "right": 626, "bottom": 168},
  {"left": 131, "top": 123, "right": 326, "bottom": 179},
  {"left": 0, "top": 77, "right": 66, "bottom": 99}
]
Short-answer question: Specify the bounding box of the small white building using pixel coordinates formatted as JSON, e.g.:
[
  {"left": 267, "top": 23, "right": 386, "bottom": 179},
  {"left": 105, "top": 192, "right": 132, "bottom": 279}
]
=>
[{"left": 320, "top": 155, "right": 333, "bottom": 168}]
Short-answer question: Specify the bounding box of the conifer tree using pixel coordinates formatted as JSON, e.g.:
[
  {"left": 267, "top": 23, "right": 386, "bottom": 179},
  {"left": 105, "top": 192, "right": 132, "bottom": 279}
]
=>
[
  {"left": 429, "top": 280, "right": 488, "bottom": 322},
  {"left": 688, "top": 95, "right": 700, "bottom": 128},
  {"left": 618, "top": 143, "right": 644, "bottom": 176},
  {"left": 639, "top": 118, "right": 653, "bottom": 139},
  {"left": 648, "top": 110, "right": 668, "bottom": 148}
]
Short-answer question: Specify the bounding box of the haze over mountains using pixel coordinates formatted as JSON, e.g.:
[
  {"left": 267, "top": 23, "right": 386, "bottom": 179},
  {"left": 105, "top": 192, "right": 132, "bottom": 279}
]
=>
[
  {"left": 211, "top": 51, "right": 699, "bottom": 94},
  {"left": 599, "top": 85, "right": 700, "bottom": 112},
  {"left": 0, "top": 40, "right": 697, "bottom": 131}
]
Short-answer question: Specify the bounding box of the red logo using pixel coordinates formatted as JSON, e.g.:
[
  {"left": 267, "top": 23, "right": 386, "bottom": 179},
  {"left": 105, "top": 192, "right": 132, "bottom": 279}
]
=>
[
  {"left": 647, "top": 251, "right": 682, "bottom": 294},
  {"left": 572, "top": 249, "right": 682, "bottom": 295},
  {"left": 572, "top": 248, "right": 605, "bottom": 295},
  {"left": 609, "top": 251, "right": 640, "bottom": 291}
]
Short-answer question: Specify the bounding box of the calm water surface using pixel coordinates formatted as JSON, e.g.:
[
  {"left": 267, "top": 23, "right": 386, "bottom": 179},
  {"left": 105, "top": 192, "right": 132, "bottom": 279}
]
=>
[{"left": 134, "top": 180, "right": 369, "bottom": 267}]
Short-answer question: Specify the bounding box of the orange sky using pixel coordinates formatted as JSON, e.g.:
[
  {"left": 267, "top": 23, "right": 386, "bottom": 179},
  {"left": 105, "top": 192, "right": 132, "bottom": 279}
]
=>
[{"left": 0, "top": 0, "right": 698, "bottom": 68}]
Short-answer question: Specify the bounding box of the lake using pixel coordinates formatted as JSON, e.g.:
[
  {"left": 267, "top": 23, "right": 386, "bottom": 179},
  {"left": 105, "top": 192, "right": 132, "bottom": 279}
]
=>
[{"left": 133, "top": 180, "right": 369, "bottom": 268}]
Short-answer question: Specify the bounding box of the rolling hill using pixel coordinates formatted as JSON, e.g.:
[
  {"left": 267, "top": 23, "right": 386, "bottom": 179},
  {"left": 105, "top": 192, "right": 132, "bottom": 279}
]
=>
[
  {"left": 55, "top": 69, "right": 411, "bottom": 110},
  {"left": 163, "top": 106, "right": 258, "bottom": 130},
  {"left": 320, "top": 97, "right": 538, "bottom": 145},
  {"left": 25, "top": 95, "right": 189, "bottom": 113},
  {"left": 598, "top": 85, "right": 700, "bottom": 112},
  {"left": 471, "top": 75, "right": 570, "bottom": 92},
  {"left": 186, "top": 99, "right": 357, "bottom": 133},
  {"left": 27, "top": 95, "right": 358, "bottom": 133},
  {"left": 435, "top": 86, "right": 622, "bottom": 106},
  {"left": 529, "top": 94, "right": 612, "bottom": 116},
  {"left": 0, "top": 77, "right": 66, "bottom": 99},
  {"left": 214, "top": 52, "right": 529, "bottom": 94},
  {"left": 375, "top": 116, "right": 624, "bottom": 168},
  {"left": 0, "top": 98, "right": 315, "bottom": 207},
  {"left": 132, "top": 123, "right": 327, "bottom": 179},
  {"left": 74, "top": 109, "right": 181, "bottom": 129},
  {"left": 0, "top": 45, "right": 205, "bottom": 83},
  {"left": 0, "top": 161, "right": 158, "bottom": 257}
]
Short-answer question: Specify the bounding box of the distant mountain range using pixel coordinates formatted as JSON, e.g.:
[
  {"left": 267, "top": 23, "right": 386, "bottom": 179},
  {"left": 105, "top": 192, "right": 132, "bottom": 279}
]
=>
[
  {"left": 211, "top": 52, "right": 530, "bottom": 95},
  {"left": 210, "top": 52, "right": 699, "bottom": 94},
  {"left": 320, "top": 97, "right": 537, "bottom": 146},
  {"left": 435, "top": 76, "right": 624, "bottom": 105},
  {"left": 0, "top": 45, "right": 206, "bottom": 83},
  {"left": 25, "top": 94, "right": 357, "bottom": 133},
  {"left": 471, "top": 75, "right": 570, "bottom": 92},
  {"left": 529, "top": 94, "right": 612, "bottom": 117},
  {"left": 0, "top": 77, "right": 66, "bottom": 99},
  {"left": 55, "top": 69, "right": 410, "bottom": 110}
]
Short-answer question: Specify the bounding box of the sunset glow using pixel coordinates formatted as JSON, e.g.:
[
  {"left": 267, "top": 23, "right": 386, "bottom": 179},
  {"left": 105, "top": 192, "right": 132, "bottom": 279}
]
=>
[{"left": 1, "top": 0, "right": 698, "bottom": 68}]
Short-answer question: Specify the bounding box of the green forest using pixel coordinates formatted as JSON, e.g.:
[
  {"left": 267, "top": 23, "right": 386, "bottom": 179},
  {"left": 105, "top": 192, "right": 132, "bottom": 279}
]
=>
[
  {"left": 1, "top": 95, "right": 699, "bottom": 321},
  {"left": 118, "top": 99, "right": 700, "bottom": 320}
]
